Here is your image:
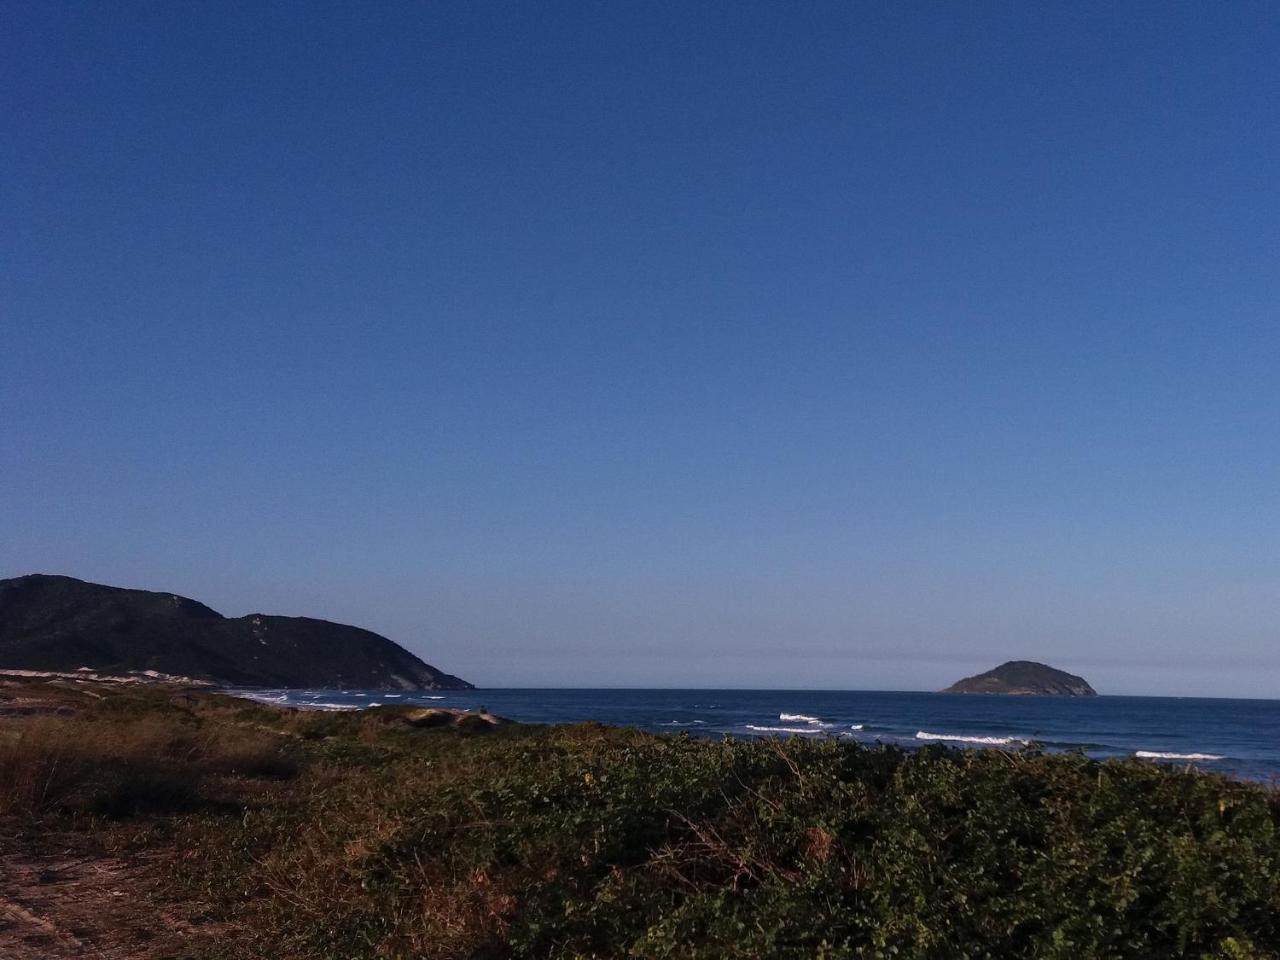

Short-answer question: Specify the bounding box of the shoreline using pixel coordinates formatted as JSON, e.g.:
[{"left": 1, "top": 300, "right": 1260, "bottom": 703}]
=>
[{"left": 2, "top": 677, "right": 1277, "bottom": 958}]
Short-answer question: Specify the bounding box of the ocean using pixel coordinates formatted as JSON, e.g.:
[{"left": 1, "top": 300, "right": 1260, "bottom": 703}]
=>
[{"left": 233, "top": 687, "right": 1280, "bottom": 782}]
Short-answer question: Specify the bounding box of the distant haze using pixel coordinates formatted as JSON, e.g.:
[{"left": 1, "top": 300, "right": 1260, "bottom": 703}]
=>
[{"left": 3, "top": 3, "right": 1277, "bottom": 697}]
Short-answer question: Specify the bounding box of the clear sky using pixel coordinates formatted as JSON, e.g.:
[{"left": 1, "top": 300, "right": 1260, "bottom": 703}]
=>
[{"left": 3, "top": 2, "right": 1277, "bottom": 696}]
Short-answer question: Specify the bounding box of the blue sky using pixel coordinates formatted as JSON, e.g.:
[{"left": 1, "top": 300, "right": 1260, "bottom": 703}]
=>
[{"left": 3, "top": 2, "right": 1277, "bottom": 695}]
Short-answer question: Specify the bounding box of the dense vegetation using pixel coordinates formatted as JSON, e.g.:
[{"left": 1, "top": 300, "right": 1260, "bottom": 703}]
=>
[
  {"left": 3, "top": 684, "right": 1279, "bottom": 959},
  {"left": 0, "top": 573, "right": 471, "bottom": 688}
]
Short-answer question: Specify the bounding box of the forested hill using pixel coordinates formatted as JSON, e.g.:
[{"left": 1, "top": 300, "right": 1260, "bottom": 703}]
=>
[{"left": 0, "top": 574, "right": 471, "bottom": 690}]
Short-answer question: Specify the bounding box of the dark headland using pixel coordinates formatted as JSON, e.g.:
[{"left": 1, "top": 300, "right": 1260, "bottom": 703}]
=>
[
  {"left": 0, "top": 573, "right": 471, "bottom": 690},
  {"left": 943, "top": 660, "right": 1097, "bottom": 696}
]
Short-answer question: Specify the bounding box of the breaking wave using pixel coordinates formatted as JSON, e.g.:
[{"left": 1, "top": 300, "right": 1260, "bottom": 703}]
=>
[
  {"left": 746, "top": 725, "right": 826, "bottom": 734},
  {"left": 242, "top": 691, "right": 290, "bottom": 704},
  {"left": 298, "top": 701, "right": 361, "bottom": 712},
  {"left": 779, "top": 713, "right": 821, "bottom": 723},
  {"left": 1135, "top": 750, "right": 1223, "bottom": 761},
  {"left": 916, "top": 730, "right": 1028, "bottom": 746}
]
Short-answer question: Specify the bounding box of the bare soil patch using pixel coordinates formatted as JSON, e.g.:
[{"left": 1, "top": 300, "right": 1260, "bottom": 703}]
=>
[{"left": 0, "top": 825, "right": 216, "bottom": 960}]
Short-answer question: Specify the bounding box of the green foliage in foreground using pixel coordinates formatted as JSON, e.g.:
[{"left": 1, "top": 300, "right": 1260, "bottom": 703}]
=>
[{"left": 176, "top": 712, "right": 1280, "bottom": 960}]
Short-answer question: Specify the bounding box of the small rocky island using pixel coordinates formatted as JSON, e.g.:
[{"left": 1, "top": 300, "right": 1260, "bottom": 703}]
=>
[{"left": 943, "top": 660, "right": 1096, "bottom": 696}]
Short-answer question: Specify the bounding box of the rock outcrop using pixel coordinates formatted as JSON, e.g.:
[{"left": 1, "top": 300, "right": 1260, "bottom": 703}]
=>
[{"left": 943, "top": 660, "right": 1096, "bottom": 696}]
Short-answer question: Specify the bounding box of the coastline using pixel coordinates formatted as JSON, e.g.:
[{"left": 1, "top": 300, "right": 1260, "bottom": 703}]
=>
[
  {"left": 221, "top": 685, "right": 1280, "bottom": 782},
  {"left": 3, "top": 676, "right": 1278, "bottom": 958}
]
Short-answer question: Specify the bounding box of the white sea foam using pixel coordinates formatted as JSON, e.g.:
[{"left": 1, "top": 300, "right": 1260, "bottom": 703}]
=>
[
  {"left": 779, "top": 713, "right": 821, "bottom": 723},
  {"left": 916, "top": 730, "right": 1027, "bottom": 746},
  {"left": 425, "top": 696, "right": 446, "bottom": 700},
  {"left": 850, "top": 723, "right": 864, "bottom": 731},
  {"left": 244, "top": 692, "right": 291, "bottom": 704},
  {"left": 299, "top": 702, "right": 361, "bottom": 712},
  {"left": 747, "top": 725, "right": 824, "bottom": 734},
  {"left": 1135, "top": 750, "right": 1224, "bottom": 761}
]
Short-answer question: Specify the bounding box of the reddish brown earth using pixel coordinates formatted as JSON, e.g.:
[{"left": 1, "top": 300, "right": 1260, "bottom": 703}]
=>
[
  {"left": 0, "top": 829, "right": 217, "bottom": 960},
  {"left": 0, "top": 825, "right": 216, "bottom": 959}
]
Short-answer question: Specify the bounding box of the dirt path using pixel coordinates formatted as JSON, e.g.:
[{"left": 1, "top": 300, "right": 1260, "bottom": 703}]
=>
[{"left": 0, "top": 826, "right": 215, "bottom": 959}]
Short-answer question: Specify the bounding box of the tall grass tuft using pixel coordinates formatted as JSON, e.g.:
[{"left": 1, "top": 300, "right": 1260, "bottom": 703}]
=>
[{"left": 0, "top": 714, "right": 296, "bottom": 818}]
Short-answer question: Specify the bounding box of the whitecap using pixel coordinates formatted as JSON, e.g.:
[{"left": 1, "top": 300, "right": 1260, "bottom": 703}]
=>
[
  {"left": 297, "top": 702, "right": 361, "bottom": 712},
  {"left": 243, "top": 692, "right": 291, "bottom": 704},
  {"left": 916, "top": 730, "right": 1028, "bottom": 746},
  {"left": 779, "top": 713, "right": 821, "bottom": 723},
  {"left": 850, "top": 723, "right": 864, "bottom": 731},
  {"left": 1135, "top": 750, "right": 1223, "bottom": 761},
  {"left": 747, "top": 725, "right": 823, "bottom": 734}
]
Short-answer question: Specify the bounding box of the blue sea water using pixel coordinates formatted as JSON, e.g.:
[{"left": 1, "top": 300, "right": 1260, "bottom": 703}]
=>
[{"left": 232, "top": 688, "right": 1280, "bottom": 783}]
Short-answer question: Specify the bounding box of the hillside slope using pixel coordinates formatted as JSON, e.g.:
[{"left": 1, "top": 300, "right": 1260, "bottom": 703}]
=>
[{"left": 0, "top": 574, "right": 471, "bottom": 690}]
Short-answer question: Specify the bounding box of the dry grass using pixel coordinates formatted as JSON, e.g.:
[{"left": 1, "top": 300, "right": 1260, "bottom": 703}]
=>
[
  {"left": 6, "top": 685, "right": 1280, "bottom": 959},
  {"left": 0, "top": 712, "right": 296, "bottom": 818}
]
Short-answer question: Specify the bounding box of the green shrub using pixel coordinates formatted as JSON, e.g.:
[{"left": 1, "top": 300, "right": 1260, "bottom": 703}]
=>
[
  {"left": 195, "top": 727, "right": 1280, "bottom": 960},
  {"left": 8, "top": 690, "right": 1276, "bottom": 959}
]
